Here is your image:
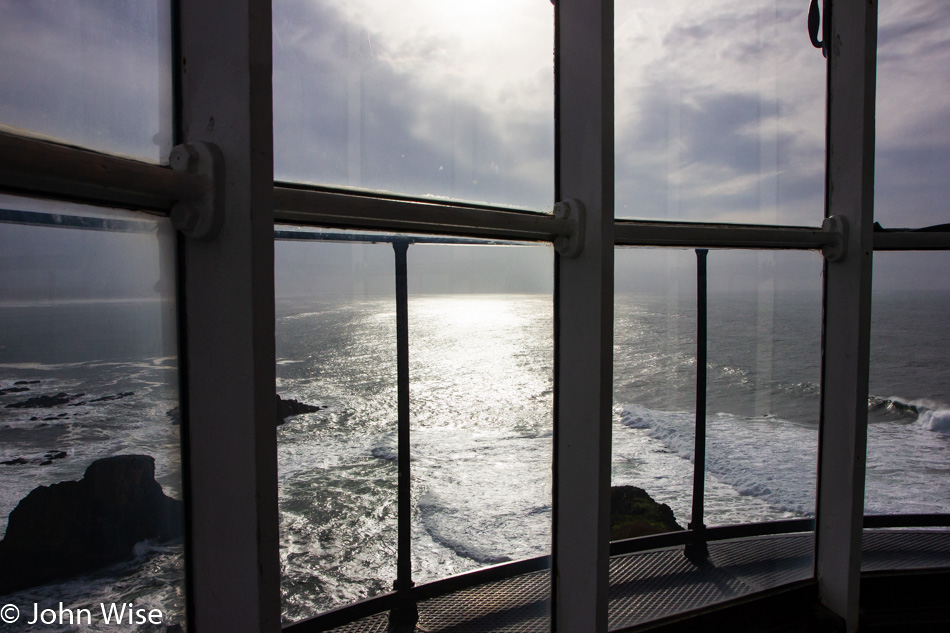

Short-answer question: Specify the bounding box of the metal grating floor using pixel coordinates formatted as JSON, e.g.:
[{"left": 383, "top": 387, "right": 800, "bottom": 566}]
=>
[{"left": 324, "top": 530, "right": 950, "bottom": 633}]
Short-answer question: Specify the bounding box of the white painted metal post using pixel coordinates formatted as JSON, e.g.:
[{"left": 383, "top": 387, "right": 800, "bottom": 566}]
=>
[
  {"left": 815, "top": 1, "right": 877, "bottom": 631},
  {"left": 178, "top": 2, "right": 280, "bottom": 631},
  {"left": 552, "top": 0, "right": 614, "bottom": 631}
]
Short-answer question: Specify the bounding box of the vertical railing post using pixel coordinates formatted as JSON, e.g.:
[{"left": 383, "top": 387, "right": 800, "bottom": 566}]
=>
[
  {"left": 389, "top": 239, "right": 418, "bottom": 630},
  {"left": 686, "top": 248, "right": 709, "bottom": 562}
]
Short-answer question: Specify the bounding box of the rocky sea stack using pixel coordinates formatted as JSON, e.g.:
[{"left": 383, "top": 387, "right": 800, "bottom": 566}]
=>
[
  {"left": 276, "top": 394, "right": 324, "bottom": 424},
  {"left": 610, "top": 485, "right": 683, "bottom": 540},
  {"left": 0, "top": 454, "right": 183, "bottom": 595}
]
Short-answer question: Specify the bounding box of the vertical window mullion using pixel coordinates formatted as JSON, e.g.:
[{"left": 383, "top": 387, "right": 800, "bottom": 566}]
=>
[
  {"left": 178, "top": 1, "right": 280, "bottom": 631},
  {"left": 815, "top": 1, "right": 878, "bottom": 630},
  {"left": 553, "top": 0, "right": 615, "bottom": 631}
]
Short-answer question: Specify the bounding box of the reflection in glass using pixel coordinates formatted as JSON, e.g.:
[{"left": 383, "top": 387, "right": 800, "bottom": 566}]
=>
[
  {"left": 613, "top": 249, "right": 696, "bottom": 530},
  {"left": 0, "top": 195, "right": 183, "bottom": 627},
  {"left": 704, "top": 250, "right": 821, "bottom": 526},
  {"left": 273, "top": 0, "right": 554, "bottom": 210},
  {"left": 875, "top": 2, "right": 950, "bottom": 229},
  {"left": 0, "top": 1, "right": 174, "bottom": 163},
  {"left": 614, "top": 1, "right": 825, "bottom": 224},
  {"left": 613, "top": 249, "right": 821, "bottom": 529},
  {"left": 867, "top": 252, "right": 950, "bottom": 516}
]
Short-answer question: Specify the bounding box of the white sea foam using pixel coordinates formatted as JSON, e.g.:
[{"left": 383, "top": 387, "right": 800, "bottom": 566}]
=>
[
  {"left": 920, "top": 408, "right": 950, "bottom": 434},
  {"left": 620, "top": 403, "right": 818, "bottom": 516}
]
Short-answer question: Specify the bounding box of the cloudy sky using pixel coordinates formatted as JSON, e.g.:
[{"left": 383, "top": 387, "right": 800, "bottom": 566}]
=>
[{"left": 0, "top": 0, "right": 948, "bottom": 300}]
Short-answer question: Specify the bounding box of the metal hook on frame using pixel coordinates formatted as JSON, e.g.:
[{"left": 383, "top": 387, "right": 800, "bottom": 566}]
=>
[{"left": 808, "top": 0, "right": 830, "bottom": 59}]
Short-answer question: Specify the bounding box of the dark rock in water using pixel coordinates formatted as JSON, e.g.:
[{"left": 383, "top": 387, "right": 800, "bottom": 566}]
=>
[
  {"left": 0, "top": 387, "right": 31, "bottom": 395},
  {"left": 1, "top": 451, "right": 68, "bottom": 467},
  {"left": 88, "top": 392, "right": 135, "bottom": 403},
  {"left": 166, "top": 406, "right": 181, "bottom": 425},
  {"left": 39, "top": 451, "right": 68, "bottom": 466},
  {"left": 0, "top": 454, "right": 184, "bottom": 595},
  {"left": 276, "top": 394, "right": 325, "bottom": 425},
  {"left": 14, "top": 380, "right": 41, "bottom": 386},
  {"left": 610, "top": 485, "right": 683, "bottom": 540},
  {"left": 868, "top": 396, "right": 918, "bottom": 418},
  {"left": 4, "top": 392, "right": 84, "bottom": 409}
]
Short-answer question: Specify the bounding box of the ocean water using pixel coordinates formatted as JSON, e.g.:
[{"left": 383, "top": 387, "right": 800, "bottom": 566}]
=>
[
  {"left": 1, "top": 291, "right": 948, "bottom": 629},
  {"left": 0, "top": 300, "right": 184, "bottom": 632}
]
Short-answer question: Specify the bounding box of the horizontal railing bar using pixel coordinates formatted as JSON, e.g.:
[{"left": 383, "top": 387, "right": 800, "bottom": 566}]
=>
[
  {"left": 705, "top": 518, "right": 816, "bottom": 540},
  {"left": 5, "top": 132, "right": 948, "bottom": 254},
  {"left": 0, "top": 207, "right": 159, "bottom": 233},
  {"left": 864, "top": 513, "right": 950, "bottom": 528},
  {"left": 873, "top": 231, "right": 950, "bottom": 250},
  {"left": 610, "top": 531, "right": 692, "bottom": 555},
  {"left": 0, "top": 131, "right": 205, "bottom": 212},
  {"left": 615, "top": 219, "right": 836, "bottom": 249},
  {"left": 274, "top": 184, "right": 570, "bottom": 242},
  {"left": 274, "top": 227, "right": 523, "bottom": 246},
  {"left": 412, "top": 555, "right": 552, "bottom": 601},
  {"left": 610, "top": 519, "right": 818, "bottom": 556}
]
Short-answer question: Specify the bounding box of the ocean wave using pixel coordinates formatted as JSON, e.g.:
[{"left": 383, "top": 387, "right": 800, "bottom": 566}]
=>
[
  {"left": 868, "top": 395, "right": 950, "bottom": 434},
  {"left": 417, "top": 494, "right": 515, "bottom": 566},
  {"left": 619, "top": 403, "right": 816, "bottom": 515},
  {"left": 868, "top": 395, "right": 920, "bottom": 418}
]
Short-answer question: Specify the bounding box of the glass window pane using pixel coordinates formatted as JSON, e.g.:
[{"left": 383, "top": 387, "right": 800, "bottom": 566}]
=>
[
  {"left": 0, "top": 195, "right": 184, "bottom": 626},
  {"left": 875, "top": 2, "right": 950, "bottom": 229},
  {"left": 614, "top": 249, "right": 697, "bottom": 531},
  {"left": 615, "top": 1, "right": 825, "bottom": 224},
  {"left": 866, "top": 252, "right": 950, "bottom": 517},
  {"left": 614, "top": 249, "right": 821, "bottom": 528},
  {"left": 611, "top": 248, "right": 820, "bottom": 628},
  {"left": 276, "top": 232, "right": 553, "bottom": 625},
  {"left": 273, "top": 0, "right": 554, "bottom": 211},
  {"left": 276, "top": 236, "right": 397, "bottom": 619},
  {"left": 704, "top": 250, "right": 821, "bottom": 526},
  {"left": 407, "top": 243, "right": 553, "bottom": 586},
  {"left": 0, "top": 1, "right": 174, "bottom": 164}
]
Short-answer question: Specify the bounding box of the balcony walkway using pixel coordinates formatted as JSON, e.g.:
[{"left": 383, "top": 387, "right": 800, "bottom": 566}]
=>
[{"left": 324, "top": 529, "right": 950, "bottom": 633}]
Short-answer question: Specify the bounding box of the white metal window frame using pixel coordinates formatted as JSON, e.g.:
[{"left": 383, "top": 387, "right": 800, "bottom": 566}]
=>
[{"left": 0, "top": 1, "right": 947, "bottom": 632}]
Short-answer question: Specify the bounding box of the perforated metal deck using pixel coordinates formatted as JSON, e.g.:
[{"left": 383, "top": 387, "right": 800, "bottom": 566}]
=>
[{"left": 322, "top": 530, "right": 950, "bottom": 633}]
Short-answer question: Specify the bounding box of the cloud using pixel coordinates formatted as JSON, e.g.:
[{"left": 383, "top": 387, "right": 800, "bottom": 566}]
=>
[
  {"left": 0, "top": 0, "right": 173, "bottom": 163},
  {"left": 875, "top": 1, "right": 950, "bottom": 229},
  {"left": 273, "top": 0, "right": 554, "bottom": 211},
  {"left": 615, "top": 0, "right": 826, "bottom": 225}
]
